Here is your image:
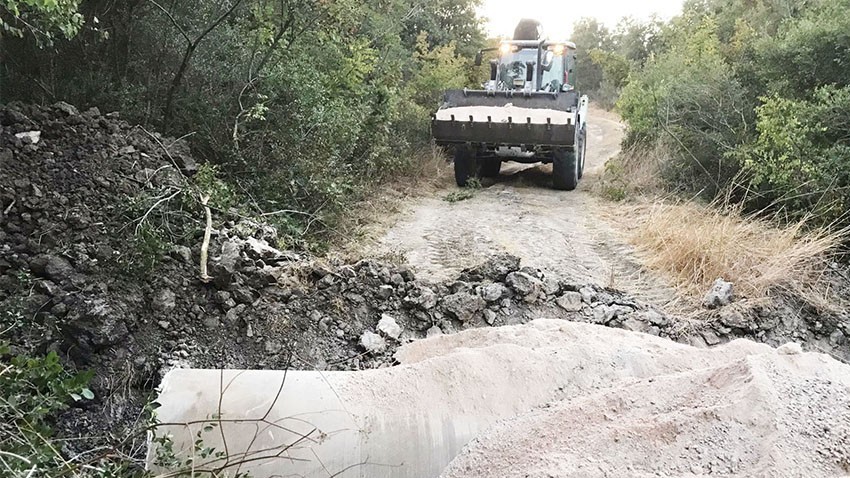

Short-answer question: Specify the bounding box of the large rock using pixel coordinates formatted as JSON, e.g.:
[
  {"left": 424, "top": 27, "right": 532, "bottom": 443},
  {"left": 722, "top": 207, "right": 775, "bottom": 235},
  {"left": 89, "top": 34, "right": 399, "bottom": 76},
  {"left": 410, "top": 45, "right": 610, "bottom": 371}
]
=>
[
  {"left": 555, "top": 292, "right": 583, "bottom": 312},
  {"left": 152, "top": 289, "right": 177, "bottom": 313},
  {"left": 213, "top": 239, "right": 243, "bottom": 286},
  {"left": 505, "top": 272, "right": 542, "bottom": 302},
  {"left": 404, "top": 286, "right": 438, "bottom": 310},
  {"left": 719, "top": 307, "right": 749, "bottom": 329},
  {"left": 53, "top": 101, "right": 80, "bottom": 116},
  {"left": 479, "top": 283, "right": 508, "bottom": 302},
  {"left": 442, "top": 292, "right": 486, "bottom": 322},
  {"left": 66, "top": 299, "right": 130, "bottom": 351},
  {"left": 243, "top": 237, "right": 297, "bottom": 264},
  {"left": 377, "top": 313, "right": 403, "bottom": 341},
  {"left": 703, "top": 278, "right": 734, "bottom": 309},
  {"left": 14, "top": 130, "right": 41, "bottom": 144},
  {"left": 461, "top": 254, "right": 521, "bottom": 282},
  {"left": 30, "top": 254, "right": 76, "bottom": 283},
  {"left": 360, "top": 331, "right": 387, "bottom": 354}
]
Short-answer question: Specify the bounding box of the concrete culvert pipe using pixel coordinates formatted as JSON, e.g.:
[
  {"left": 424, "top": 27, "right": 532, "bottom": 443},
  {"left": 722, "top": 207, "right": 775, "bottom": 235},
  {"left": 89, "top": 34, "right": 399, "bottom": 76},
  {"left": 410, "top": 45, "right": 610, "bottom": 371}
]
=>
[{"left": 149, "top": 319, "right": 850, "bottom": 477}]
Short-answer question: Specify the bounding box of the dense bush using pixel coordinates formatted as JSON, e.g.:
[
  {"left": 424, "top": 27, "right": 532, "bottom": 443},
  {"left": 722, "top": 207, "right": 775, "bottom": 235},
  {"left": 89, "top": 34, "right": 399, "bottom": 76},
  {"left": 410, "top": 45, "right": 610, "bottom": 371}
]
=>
[
  {"left": 570, "top": 16, "right": 665, "bottom": 106},
  {"left": 615, "top": 0, "right": 850, "bottom": 226},
  {"left": 1, "top": 0, "right": 484, "bottom": 249},
  {"left": 617, "top": 15, "right": 751, "bottom": 197}
]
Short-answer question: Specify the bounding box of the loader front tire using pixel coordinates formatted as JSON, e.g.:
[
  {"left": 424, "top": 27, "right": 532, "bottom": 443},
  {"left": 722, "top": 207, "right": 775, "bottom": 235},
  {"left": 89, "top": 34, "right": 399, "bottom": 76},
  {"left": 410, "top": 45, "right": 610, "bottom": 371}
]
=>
[
  {"left": 454, "top": 146, "right": 478, "bottom": 187},
  {"left": 577, "top": 126, "right": 587, "bottom": 180},
  {"left": 552, "top": 148, "right": 579, "bottom": 191}
]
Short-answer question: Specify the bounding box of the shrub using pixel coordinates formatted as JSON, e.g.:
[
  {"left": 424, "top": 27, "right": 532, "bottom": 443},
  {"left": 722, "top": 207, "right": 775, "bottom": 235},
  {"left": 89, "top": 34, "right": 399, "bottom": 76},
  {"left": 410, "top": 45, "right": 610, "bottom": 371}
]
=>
[
  {"left": 0, "top": 347, "right": 94, "bottom": 475},
  {"left": 617, "top": 15, "right": 752, "bottom": 197},
  {"left": 736, "top": 86, "right": 850, "bottom": 222}
]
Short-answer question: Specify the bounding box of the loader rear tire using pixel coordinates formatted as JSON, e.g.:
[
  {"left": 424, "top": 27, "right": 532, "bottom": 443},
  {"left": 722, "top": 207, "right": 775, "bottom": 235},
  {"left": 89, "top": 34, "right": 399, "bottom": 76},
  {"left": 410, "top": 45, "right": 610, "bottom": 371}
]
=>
[
  {"left": 552, "top": 148, "right": 579, "bottom": 191},
  {"left": 480, "top": 159, "right": 501, "bottom": 178},
  {"left": 454, "top": 146, "right": 477, "bottom": 187}
]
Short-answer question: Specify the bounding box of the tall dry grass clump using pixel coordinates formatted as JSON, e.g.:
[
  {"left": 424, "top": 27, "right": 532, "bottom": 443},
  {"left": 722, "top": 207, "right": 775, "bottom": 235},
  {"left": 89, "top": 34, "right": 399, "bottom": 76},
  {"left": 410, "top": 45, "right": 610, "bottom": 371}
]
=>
[{"left": 630, "top": 201, "right": 846, "bottom": 309}]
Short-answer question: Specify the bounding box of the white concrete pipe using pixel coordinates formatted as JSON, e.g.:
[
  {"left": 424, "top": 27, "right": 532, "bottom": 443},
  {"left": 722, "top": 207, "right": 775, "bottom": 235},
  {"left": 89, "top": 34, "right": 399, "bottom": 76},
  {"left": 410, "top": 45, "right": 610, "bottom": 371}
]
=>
[{"left": 148, "top": 319, "right": 775, "bottom": 477}]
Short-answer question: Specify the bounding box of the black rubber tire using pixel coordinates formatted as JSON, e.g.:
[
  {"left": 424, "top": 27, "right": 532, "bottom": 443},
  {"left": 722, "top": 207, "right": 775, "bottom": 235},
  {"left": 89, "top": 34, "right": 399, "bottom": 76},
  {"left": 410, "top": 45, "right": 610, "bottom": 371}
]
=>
[
  {"left": 577, "top": 126, "right": 587, "bottom": 180},
  {"left": 552, "top": 147, "right": 579, "bottom": 191},
  {"left": 454, "top": 146, "right": 477, "bottom": 187},
  {"left": 480, "top": 159, "right": 501, "bottom": 178}
]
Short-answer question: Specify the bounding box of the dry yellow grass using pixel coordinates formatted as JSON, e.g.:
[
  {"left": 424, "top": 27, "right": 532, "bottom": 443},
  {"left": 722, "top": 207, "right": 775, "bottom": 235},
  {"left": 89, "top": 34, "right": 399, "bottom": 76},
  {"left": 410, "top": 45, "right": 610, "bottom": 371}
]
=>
[{"left": 629, "top": 201, "right": 846, "bottom": 309}]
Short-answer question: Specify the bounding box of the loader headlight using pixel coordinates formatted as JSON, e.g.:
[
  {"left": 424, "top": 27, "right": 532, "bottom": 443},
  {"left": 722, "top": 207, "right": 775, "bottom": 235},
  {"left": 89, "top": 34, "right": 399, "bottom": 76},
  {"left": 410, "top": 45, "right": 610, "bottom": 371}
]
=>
[
  {"left": 499, "top": 43, "right": 513, "bottom": 55},
  {"left": 551, "top": 44, "right": 565, "bottom": 55}
]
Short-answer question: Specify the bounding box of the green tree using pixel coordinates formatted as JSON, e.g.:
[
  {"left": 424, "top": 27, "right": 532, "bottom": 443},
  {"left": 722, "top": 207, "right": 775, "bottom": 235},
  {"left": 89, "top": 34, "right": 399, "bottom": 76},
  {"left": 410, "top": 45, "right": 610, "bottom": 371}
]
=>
[
  {"left": 1, "top": 0, "right": 83, "bottom": 43},
  {"left": 571, "top": 17, "right": 612, "bottom": 92}
]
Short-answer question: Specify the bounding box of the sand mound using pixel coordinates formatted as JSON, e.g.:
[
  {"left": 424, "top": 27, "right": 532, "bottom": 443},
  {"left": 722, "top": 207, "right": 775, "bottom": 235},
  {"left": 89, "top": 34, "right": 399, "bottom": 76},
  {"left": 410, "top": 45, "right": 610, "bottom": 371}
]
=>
[
  {"left": 440, "top": 328, "right": 850, "bottom": 477},
  {"left": 153, "top": 320, "right": 850, "bottom": 477}
]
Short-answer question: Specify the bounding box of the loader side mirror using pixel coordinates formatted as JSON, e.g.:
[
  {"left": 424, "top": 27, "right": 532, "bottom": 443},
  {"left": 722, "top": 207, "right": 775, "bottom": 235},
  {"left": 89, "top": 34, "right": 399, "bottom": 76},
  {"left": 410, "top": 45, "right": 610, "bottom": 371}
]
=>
[
  {"left": 489, "top": 59, "right": 499, "bottom": 81},
  {"left": 474, "top": 51, "right": 483, "bottom": 66}
]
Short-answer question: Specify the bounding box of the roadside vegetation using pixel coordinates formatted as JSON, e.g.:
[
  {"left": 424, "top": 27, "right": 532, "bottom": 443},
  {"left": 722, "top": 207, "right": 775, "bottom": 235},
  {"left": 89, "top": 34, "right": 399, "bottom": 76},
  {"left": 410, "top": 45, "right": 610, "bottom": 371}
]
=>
[
  {"left": 627, "top": 201, "right": 845, "bottom": 310},
  {"left": 1, "top": 0, "right": 484, "bottom": 253},
  {"left": 592, "top": 0, "right": 850, "bottom": 227},
  {"left": 578, "top": 0, "right": 850, "bottom": 305}
]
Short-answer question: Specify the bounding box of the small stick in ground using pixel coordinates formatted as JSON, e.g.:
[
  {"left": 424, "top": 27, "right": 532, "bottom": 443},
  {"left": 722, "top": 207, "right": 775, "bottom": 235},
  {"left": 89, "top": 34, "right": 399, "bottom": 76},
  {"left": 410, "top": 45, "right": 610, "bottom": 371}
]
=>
[{"left": 200, "top": 194, "right": 213, "bottom": 283}]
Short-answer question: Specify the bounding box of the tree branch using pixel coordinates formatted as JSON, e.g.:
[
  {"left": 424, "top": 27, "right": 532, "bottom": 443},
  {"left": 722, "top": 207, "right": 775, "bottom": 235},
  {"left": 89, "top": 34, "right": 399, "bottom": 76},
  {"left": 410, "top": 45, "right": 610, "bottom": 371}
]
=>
[{"left": 160, "top": 0, "right": 245, "bottom": 124}]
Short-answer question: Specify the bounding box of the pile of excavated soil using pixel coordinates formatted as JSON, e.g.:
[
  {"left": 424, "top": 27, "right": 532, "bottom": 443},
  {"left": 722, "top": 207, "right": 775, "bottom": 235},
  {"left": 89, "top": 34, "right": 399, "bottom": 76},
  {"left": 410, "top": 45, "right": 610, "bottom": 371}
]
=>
[
  {"left": 419, "top": 322, "right": 850, "bottom": 478},
  {"left": 152, "top": 320, "right": 850, "bottom": 478}
]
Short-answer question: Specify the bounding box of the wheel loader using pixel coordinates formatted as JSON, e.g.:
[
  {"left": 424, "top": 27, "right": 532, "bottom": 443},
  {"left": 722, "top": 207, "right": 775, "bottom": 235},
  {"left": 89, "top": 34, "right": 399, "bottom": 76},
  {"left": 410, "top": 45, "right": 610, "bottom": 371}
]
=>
[{"left": 431, "top": 19, "right": 589, "bottom": 190}]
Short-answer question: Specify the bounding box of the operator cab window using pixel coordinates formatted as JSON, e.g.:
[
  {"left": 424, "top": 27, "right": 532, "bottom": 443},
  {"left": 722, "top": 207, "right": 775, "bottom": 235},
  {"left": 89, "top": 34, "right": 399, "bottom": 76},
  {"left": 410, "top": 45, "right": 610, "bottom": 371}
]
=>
[
  {"left": 498, "top": 48, "right": 537, "bottom": 88},
  {"left": 540, "top": 53, "right": 565, "bottom": 92},
  {"left": 564, "top": 52, "right": 576, "bottom": 88}
]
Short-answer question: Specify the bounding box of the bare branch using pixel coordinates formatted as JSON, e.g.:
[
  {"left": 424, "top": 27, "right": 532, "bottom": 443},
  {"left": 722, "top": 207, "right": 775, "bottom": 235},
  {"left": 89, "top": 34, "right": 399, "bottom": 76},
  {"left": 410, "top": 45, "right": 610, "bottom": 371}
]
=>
[
  {"left": 147, "top": 0, "right": 191, "bottom": 44},
  {"left": 199, "top": 194, "right": 213, "bottom": 283}
]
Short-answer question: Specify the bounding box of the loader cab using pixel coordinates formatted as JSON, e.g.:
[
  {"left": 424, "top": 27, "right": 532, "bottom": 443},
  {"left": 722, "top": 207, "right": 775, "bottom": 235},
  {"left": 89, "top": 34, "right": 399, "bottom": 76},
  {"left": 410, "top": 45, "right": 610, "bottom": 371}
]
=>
[
  {"left": 496, "top": 44, "right": 538, "bottom": 90},
  {"left": 493, "top": 41, "right": 577, "bottom": 93}
]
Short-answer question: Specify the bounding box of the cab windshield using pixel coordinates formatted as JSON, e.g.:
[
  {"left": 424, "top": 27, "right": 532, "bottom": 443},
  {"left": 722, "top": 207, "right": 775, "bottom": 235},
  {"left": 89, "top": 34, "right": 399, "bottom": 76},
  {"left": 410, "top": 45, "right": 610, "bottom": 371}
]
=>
[{"left": 498, "top": 48, "right": 538, "bottom": 87}]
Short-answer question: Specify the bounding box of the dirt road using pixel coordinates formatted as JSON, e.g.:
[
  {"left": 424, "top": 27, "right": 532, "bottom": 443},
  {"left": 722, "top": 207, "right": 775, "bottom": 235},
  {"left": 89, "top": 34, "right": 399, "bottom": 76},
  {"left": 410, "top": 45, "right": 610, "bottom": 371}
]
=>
[{"left": 372, "top": 106, "right": 671, "bottom": 303}]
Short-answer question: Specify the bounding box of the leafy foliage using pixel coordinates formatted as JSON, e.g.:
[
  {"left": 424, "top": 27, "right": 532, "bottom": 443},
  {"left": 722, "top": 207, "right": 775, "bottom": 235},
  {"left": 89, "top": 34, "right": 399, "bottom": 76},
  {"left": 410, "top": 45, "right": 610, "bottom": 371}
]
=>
[
  {"left": 570, "top": 15, "right": 666, "bottom": 106},
  {"left": 737, "top": 86, "right": 850, "bottom": 221},
  {"left": 0, "top": 347, "right": 94, "bottom": 474},
  {"left": 1, "top": 0, "right": 84, "bottom": 43},
  {"left": 1, "top": 0, "right": 483, "bottom": 250},
  {"left": 615, "top": 0, "right": 850, "bottom": 227}
]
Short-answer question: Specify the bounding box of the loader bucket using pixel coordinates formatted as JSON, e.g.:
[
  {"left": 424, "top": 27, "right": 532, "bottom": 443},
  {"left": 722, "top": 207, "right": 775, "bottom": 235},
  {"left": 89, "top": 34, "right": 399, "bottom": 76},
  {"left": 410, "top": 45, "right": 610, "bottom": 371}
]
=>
[{"left": 431, "top": 89, "right": 578, "bottom": 148}]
